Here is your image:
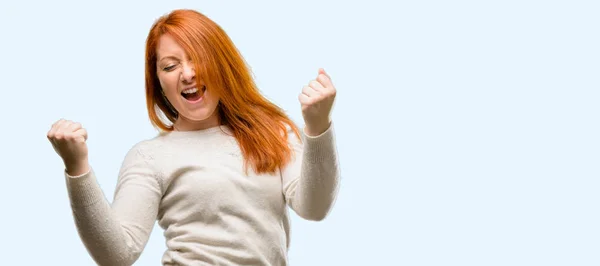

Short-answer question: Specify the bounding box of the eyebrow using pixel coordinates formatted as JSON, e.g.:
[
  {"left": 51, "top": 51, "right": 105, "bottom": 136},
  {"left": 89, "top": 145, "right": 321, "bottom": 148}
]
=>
[{"left": 158, "top": 55, "right": 179, "bottom": 64}]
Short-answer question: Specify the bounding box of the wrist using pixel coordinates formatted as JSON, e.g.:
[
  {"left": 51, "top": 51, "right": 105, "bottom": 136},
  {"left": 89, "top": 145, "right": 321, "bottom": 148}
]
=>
[
  {"left": 304, "top": 120, "right": 331, "bottom": 137},
  {"left": 65, "top": 159, "right": 90, "bottom": 177}
]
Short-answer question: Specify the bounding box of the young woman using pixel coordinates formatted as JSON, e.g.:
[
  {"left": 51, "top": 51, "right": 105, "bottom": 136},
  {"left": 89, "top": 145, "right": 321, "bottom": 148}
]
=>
[{"left": 47, "top": 9, "right": 340, "bottom": 266}]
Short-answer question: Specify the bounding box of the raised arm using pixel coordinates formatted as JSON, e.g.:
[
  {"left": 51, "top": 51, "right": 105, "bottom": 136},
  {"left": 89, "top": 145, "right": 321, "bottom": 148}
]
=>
[
  {"left": 48, "top": 119, "right": 161, "bottom": 266},
  {"left": 65, "top": 142, "right": 161, "bottom": 266},
  {"left": 281, "top": 124, "right": 341, "bottom": 221},
  {"left": 281, "top": 68, "right": 341, "bottom": 221}
]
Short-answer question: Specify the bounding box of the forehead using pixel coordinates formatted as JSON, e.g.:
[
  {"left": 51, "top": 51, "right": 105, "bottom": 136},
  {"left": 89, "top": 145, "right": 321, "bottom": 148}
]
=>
[{"left": 156, "top": 34, "right": 186, "bottom": 58}]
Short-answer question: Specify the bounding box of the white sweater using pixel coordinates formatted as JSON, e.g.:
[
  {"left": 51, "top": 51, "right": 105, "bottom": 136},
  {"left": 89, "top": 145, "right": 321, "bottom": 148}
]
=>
[{"left": 64, "top": 124, "right": 340, "bottom": 265}]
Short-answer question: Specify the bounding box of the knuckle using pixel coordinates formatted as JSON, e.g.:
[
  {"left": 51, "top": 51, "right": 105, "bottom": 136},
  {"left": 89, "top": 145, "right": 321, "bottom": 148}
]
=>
[{"left": 65, "top": 133, "right": 77, "bottom": 140}]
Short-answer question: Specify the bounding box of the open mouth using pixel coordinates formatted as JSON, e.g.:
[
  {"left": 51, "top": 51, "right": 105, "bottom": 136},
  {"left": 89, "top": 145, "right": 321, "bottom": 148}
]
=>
[{"left": 181, "top": 86, "right": 206, "bottom": 102}]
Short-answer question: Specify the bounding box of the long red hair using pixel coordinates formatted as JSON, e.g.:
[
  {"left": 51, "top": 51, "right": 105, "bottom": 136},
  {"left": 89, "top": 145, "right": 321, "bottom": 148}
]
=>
[{"left": 144, "top": 9, "right": 301, "bottom": 174}]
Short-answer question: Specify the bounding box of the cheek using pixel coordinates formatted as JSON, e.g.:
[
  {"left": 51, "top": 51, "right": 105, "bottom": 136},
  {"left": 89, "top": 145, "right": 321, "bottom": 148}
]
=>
[{"left": 158, "top": 74, "right": 179, "bottom": 97}]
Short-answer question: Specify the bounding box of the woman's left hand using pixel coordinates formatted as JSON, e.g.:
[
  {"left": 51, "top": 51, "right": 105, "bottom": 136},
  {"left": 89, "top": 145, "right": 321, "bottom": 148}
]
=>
[{"left": 299, "top": 68, "right": 337, "bottom": 136}]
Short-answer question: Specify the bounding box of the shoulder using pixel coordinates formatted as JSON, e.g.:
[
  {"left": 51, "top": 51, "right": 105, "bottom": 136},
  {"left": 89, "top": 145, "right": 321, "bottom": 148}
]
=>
[
  {"left": 124, "top": 134, "right": 168, "bottom": 163},
  {"left": 132, "top": 135, "right": 161, "bottom": 152},
  {"left": 119, "top": 136, "right": 167, "bottom": 190}
]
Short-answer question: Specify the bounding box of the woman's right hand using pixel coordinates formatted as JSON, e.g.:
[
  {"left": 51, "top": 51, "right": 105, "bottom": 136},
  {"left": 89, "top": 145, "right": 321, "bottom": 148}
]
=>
[{"left": 47, "top": 119, "right": 90, "bottom": 176}]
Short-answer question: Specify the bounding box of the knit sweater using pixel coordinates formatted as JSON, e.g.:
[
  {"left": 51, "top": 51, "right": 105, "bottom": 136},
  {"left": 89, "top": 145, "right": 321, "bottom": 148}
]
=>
[{"left": 64, "top": 124, "right": 340, "bottom": 266}]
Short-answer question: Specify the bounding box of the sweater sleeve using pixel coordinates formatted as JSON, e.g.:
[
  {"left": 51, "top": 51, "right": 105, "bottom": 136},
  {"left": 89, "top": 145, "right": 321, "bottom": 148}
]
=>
[
  {"left": 64, "top": 142, "right": 162, "bottom": 266},
  {"left": 281, "top": 123, "right": 341, "bottom": 221}
]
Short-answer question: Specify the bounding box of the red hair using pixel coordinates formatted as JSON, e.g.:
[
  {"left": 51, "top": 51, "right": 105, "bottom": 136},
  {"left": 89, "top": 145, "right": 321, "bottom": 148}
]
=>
[{"left": 144, "top": 9, "right": 301, "bottom": 174}]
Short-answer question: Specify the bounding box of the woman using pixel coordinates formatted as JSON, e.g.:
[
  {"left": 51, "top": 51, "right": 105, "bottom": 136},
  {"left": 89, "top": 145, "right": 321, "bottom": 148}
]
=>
[{"left": 47, "top": 9, "right": 340, "bottom": 266}]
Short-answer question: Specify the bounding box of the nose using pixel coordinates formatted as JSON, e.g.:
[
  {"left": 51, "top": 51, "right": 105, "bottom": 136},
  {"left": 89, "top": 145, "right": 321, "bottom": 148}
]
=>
[{"left": 180, "top": 61, "right": 195, "bottom": 83}]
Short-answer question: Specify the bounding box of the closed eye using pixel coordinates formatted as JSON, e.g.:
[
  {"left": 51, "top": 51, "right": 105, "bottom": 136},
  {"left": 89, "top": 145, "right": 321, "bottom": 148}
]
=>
[{"left": 163, "top": 65, "right": 176, "bottom": 71}]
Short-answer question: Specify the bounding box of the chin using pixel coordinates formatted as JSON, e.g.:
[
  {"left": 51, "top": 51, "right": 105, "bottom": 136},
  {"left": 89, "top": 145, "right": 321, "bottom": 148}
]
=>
[
  {"left": 187, "top": 112, "right": 215, "bottom": 122},
  {"left": 179, "top": 106, "right": 219, "bottom": 123}
]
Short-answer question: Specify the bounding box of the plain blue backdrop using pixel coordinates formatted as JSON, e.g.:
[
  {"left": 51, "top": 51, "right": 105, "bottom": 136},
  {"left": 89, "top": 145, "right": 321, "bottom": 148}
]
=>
[{"left": 0, "top": 0, "right": 599, "bottom": 265}]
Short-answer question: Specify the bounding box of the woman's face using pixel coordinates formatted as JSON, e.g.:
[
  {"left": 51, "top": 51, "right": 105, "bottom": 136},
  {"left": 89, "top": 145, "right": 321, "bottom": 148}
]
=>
[{"left": 155, "top": 33, "right": 220, "bottom": 131}]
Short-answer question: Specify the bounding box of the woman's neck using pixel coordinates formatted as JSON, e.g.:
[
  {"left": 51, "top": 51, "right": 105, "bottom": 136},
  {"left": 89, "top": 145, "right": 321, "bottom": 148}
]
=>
[{"left": 173, "top": 113, "right": 221, "bottom": 132}]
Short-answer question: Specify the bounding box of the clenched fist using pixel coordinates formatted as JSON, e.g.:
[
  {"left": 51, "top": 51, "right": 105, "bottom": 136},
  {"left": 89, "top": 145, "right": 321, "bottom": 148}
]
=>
[
  {"left": 299, "top": 68, "right": 337, "bottom": 136},
  {"left": 47, "top": 119, "right": 90, "bottom": 176}
]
